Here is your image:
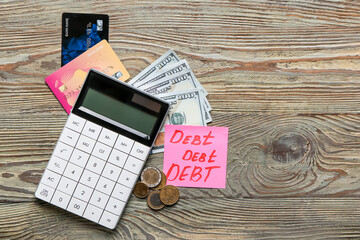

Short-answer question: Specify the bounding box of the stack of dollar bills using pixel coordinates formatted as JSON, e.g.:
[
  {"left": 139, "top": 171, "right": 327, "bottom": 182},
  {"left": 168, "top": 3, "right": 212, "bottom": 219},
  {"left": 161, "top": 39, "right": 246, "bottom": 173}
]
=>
[{"left": 128, "top": 50, "right": 212, "bottom": 153}]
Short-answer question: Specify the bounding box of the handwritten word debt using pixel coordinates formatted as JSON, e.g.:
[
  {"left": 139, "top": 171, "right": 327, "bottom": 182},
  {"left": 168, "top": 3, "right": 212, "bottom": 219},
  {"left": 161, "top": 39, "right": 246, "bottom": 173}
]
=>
[{"left": 163, "top": 125, "right": 229, "bottom": 188}]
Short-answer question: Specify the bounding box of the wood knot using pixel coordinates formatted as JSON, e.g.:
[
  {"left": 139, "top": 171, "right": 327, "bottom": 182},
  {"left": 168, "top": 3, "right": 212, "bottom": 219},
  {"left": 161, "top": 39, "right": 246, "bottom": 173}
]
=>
[{"left": 272, "top": 133, "right": 309, "bottom": 163}]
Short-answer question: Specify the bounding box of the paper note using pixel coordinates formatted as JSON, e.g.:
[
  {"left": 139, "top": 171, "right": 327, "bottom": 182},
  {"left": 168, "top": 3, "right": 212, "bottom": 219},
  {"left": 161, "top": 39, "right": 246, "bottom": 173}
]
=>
[{"left": 163, "top": 125, "right": 229, "bottom": 188}]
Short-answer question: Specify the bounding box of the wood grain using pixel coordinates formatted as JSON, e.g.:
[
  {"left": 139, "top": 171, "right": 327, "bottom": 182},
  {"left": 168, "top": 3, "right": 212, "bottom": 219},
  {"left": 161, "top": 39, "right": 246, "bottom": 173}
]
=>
[
  {"left": 2, "top": 198, "right": 360, "bottom": 239},
  {"left": 1, "top": 0, "right": 360, "bottom": 239}
]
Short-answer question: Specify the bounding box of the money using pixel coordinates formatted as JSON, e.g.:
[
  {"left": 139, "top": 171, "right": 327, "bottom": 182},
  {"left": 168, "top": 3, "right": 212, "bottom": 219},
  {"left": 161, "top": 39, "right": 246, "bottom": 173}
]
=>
[
  {"left": 129, "top": 49, "right": 212, "bottom": 153},
  {"left": 132, "top": 182, "right": 149, "bottom": 198},
  {"left": 128, "top": 50, "right": 181, "bottom": 86},
  {"left": 153, "top": 171, "right": 167, "bottom": 190},
  {"left": 147, "top": 190, "right": 165, "bottom": 210},
  {"left": 136, "top": 59, "right": 191, "bottom": 89},
  {"left": 134, "top": 169, "right": 180, "bottom": 211},
  {"left": 141, "top": 70, "right": 207, "bottom": 96},
  {"left": 141, "top": 167, "right": 162, "bottom": 188},
  {"left": 141, "top": 70, "right": 212, "bottom": 120},
  {"left": 159, "top": 185, "right": 180, "bottom": 206}
]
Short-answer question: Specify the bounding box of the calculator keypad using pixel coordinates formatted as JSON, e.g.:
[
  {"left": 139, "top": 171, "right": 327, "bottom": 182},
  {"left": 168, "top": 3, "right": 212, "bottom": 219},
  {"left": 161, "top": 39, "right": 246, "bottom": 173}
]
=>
[{"left": 35, "top": 113, "right": 150, "bottom": 229}]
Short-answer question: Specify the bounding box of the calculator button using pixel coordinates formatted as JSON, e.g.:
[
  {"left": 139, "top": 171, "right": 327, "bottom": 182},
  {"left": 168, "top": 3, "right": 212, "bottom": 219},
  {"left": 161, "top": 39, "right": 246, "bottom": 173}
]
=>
[
  {"left": 41, "top": 169, "right": 61, "bottom": 189},
  {"left": 124, "top": 156, "right": 145, "bottom": 174},
  {"left": 63, "top": 163, "right": 83, "bottom": 182},
  {"left": 51, "top": 190, "right": 71, "bottom": 209},
  {"left": 79, "top": 169, "right": 100, "bottom": 188},
  {"left": 102, "top": 163, "right": 122, "bottom": 182},
  {"left": 108, "top": 149, "right": 127, "bottom": 168},
  {"left": 130, "top": 142, "right": 150, "bottom": 161},
  {"left": 73, "top": 183, "right": 94, "bottom": 202},
  {"left": 35, "top": 183, "right": 55, "bottom": 202},
  {"left": 66, "top": 114, "right": 86, "bottom": 133},
  {"left": 57, "top": 176, "right": 77, "bottom": 195},
  {"left": 69, "top": 149, "right": 89, "bottom": 168},
  {"left": 118, "top": 169, "right": 138, "bottom": 188},
  {"left": 86, "top": 156, "right": 106, "bottom": 175},
  {"left": 53, "top": 141, "right": 73, "bottom": 161},
  {"left": 76, "top": 135, "right": 96, "bottom": 154},
  {"left": 95, "top": 176, "right": 116, "bottom": 195},
  {"left": 112, "top": 183, "right": 132, "bottom": 202},
  {"left": 59, "top": 127, "right": 80, "bottom": 147},
  {"left": 89, "top": 190, "right": 109, "bottom": 209},
  {"left": 47, "top": 156, "right": 67, "bottom": 175},
  {"left": 83, "top": 204, "right": 103, "bottom": 223},
  {"left": 114, "top": 135, "right": 134, "bottom": 153},
  {"left": 105, "top": 197, "right": 126, "bottom": 216},
  {"left": 67, "top": 197, "right": 87, "bottom": 216},
  {"left": 82, "top": 121, "right": 102, "bottom": 140},
  {"left": 98, "top": 128, "right": 118, "bottom": 147},
  {"left": 99, "top": 211, "right": 118, "bottom": 229},
  {"left": 92, "top": 142, "right": 112, "bottom": 161}
]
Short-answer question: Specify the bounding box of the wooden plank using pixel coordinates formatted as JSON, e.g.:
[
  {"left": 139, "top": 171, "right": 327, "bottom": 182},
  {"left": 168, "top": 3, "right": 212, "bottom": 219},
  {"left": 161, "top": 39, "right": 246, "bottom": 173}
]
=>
[
  {"left": 1, "top": 199, "right": 360, "bottom": 239},
  {"left": 1, "top": 69, "right": 360, "bottom": 115},
  {"left": 1, "top": 1, "right": 360, "bottom": 115}
]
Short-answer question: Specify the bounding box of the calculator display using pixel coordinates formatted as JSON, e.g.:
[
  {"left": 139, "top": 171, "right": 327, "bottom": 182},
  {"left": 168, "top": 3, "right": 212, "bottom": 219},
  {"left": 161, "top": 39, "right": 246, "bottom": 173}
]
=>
[{"left": 81, "top": 88, "right": 157, "bottom": 136}]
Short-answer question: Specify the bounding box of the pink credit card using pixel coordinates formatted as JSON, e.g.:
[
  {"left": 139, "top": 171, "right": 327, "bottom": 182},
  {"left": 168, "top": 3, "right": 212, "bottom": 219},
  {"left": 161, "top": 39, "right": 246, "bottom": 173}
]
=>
[{"left": 45, "top": 40, "right": 130, "bottom": 114}]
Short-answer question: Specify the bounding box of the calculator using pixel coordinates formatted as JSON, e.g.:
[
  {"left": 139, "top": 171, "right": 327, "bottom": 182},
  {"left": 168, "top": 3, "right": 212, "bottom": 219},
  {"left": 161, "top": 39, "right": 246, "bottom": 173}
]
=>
[{"left": 35, "top": 69, "right": 169, "bottom": 229}]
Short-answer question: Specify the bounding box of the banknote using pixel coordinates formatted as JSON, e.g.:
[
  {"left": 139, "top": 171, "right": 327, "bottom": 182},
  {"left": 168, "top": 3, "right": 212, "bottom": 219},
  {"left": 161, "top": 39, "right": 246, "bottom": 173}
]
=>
[
  {"left": 141, "top": 70, "right": 212, "bottom": 121},
  {"left": 128, "top": 50, "right": 181, "bottom": 86},
  {"left": 152, "top": 89, "right": 206, "bottom": 153},
  {"left": 135, "top": 59, "right": 191, "bottom": 89},
  {"left": 142, "top": 70, "right": 207, "bottom": 96}
]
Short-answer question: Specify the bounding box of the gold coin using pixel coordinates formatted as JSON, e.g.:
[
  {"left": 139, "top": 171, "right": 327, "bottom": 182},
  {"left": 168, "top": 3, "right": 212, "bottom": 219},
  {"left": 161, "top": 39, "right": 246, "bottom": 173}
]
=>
[
  {"left": 132, "top": 182, "right": 149, "bottom": 198},
  {"left": 147, "top": 190, "right": 165, "bottom": 210},
  {"left": 141, "top": 167, "right": 162, "bottom": 188},
  {"left": 159, "top": 185, "right": 180, "bottom": 206},
  {"left": 153, "top": 171, "right": 167, "bottom": 190}
]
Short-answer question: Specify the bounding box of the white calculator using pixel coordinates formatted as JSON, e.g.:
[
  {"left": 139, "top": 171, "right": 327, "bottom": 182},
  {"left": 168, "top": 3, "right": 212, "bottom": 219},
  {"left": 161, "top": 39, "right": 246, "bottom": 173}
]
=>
[{"left": 35, "top": 69, "right": 169, "bottom": 229}]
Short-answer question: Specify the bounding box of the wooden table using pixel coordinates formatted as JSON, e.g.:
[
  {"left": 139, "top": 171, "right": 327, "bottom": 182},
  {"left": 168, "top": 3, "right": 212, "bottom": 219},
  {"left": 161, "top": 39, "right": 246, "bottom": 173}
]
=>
[{"left": 1, "top": 1, "right": 360, "bottom": 239}]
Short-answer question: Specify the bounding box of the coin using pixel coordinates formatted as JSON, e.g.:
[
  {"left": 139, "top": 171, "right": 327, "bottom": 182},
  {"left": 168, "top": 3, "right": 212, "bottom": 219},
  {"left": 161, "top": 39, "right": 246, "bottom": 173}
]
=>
[
  {"left": 153, "top": 171, "right": 167, "bottom": 190},
  {"left": 147, "top": 190, "right": 165, "bottom": 210},
  {"left": 141, "top": 167, "right": 162, "bottom": 188},
  {"left": 132, "top": 182, "right": 149, "bottom": 198},
  {"left": 159, "top": 185, "right": 180, "bottom": 206}
]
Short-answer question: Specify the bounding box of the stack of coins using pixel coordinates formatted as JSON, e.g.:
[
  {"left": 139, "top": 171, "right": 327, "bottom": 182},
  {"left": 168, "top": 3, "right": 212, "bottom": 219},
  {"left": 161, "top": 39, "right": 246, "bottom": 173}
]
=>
[{"left": 132, "top": 167, "right": 180, "bottom": 210}]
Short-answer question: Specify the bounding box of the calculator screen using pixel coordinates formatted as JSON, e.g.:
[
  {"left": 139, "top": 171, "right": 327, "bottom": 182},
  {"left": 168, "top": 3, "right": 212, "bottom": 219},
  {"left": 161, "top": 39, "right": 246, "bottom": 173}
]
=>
[
  {"left": 81, "top": 88, "right": 157, "bottom": 136},
  {"left": 72, "top": 69, "right": 169, "bottom": 146}
]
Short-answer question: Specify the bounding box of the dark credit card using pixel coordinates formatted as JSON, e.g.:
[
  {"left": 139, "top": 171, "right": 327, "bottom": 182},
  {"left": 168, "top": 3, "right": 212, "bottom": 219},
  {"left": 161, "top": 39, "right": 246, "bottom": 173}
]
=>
[{"left": 61, "top": 13, "right": 109, "bottom": 66}]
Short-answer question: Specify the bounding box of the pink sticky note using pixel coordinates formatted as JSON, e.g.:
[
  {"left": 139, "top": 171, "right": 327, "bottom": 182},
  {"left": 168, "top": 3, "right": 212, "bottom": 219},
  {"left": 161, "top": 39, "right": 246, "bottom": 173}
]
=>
[{"left": 163, "top": 125, "right": 229, "bottom": 188}]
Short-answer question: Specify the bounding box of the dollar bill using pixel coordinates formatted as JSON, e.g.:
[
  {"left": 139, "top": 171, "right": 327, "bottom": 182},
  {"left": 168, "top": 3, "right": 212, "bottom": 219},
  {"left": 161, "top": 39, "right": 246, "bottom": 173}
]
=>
[
  {"left": 128, "top": 50, "right": 181, "bottom": 86},
  {"left": 152, "top": 89, "right": 206, "bottom": 153},
  {"left": 141, "top": 70, "right": 212, "bottom": 122},
  {"left": 142, "top": 69, "right": 206, "bottom": 95},
  {"left": 135, "top": 59, "right": 191, "bottom": 89}
]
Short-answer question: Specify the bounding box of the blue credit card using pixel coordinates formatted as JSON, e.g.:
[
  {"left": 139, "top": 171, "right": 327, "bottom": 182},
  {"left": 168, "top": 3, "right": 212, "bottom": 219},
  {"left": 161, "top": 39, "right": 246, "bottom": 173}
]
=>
[{"left": 61, "top": 13, "right": 109, "bottom": 66}]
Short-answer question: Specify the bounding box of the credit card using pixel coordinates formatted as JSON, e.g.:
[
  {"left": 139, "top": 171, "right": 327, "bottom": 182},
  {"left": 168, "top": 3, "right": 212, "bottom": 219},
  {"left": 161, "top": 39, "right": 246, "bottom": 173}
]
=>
[
  {"left": 61, "top": 12, "right": 109, "bottom": 66},
  {"left": 46, "top": 40, "right": 130, "bottom": 114}
]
